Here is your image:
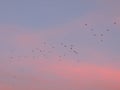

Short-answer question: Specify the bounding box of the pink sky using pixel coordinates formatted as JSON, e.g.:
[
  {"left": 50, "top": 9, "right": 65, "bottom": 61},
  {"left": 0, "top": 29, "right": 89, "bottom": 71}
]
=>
[{"left": 0, "top": 0, "right": 120, "bottom": 90}]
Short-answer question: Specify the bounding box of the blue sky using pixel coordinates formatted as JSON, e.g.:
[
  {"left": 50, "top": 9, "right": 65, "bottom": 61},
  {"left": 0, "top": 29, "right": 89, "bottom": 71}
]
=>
[{"left": 0, "top": 0, "right": 100, "bottom": 28}]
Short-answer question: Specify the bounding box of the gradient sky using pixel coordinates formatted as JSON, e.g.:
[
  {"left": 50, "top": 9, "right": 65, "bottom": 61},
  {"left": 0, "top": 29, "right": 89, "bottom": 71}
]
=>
[{"left": 0, "top": 0, "right": 120, "bottom": 90}]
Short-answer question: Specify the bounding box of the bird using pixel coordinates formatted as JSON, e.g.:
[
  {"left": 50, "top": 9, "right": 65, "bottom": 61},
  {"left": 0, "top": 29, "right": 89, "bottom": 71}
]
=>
[
  {"left": 100, "top": 39, "right": 103, "bottom": 42},
  {"left": 93, "top": 34, "right": 97, "bottom": 36},
  {"left": 106, "top": 29, "right": 110, "bottom": 31},
  {"left": 64, "top": 45, "right": 67, "bottom": 48},
  {"left": 85, "top": 24, "right": 87, "bottom": 26},
  {"left": 73, "top": 50, "right": 78, "bottom": 54},
  {"left": 32, "top": 50, "right": 34, "bottom": 52},
  {"left": 113, "top": 22, "right": 117, "bottom": 24},
  {"left": 100, "top": 34, "right": 103, "bottom": 36},
  {"left": 52, "top": 46, "right": 55, "bottom": 49},
  {"left": 90, "top": 29, "right": 94, "bottom": 31},
  {"left": 10, "top": 56, "right": 14, "bottom": 59},
  {"left": 70, "top": 47, "right": 73, "bottom": 50}
]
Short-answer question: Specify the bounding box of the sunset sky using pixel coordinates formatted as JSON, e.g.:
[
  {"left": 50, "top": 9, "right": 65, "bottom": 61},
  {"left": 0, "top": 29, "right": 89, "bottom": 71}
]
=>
[{"left": 0, "top": 0, "right": 120, "bottom": 90}]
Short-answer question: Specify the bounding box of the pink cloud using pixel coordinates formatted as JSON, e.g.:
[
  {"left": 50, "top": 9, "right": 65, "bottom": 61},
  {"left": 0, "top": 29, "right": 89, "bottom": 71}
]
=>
[
  {"left": 0, "top": 6, "right": 120, "bottom": 90},
  {"left": 0, "top": 83, "right": 13, "bottom": 90},
  {"left": 1, "top": 55, "right": 119, "bottom": 90},
  {"left": 15, "top": 33, "right": 40, "bottom": 47}
]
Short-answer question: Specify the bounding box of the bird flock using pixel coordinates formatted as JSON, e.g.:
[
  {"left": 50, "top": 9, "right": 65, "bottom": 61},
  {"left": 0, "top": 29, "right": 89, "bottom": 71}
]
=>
[
  {"left": 84, "top": 21, "right": 118, "bottom": 43},
  {"left": 2, "top": 21, "right": 118, "bottom": 64},
  {"left": 8, "top": 42, "right": 80, "bottom": 63}
]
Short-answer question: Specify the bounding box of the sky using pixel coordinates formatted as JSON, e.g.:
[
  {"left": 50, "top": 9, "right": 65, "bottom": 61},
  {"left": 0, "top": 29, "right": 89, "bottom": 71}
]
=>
[{"left": 0, "top": 0, "right": 120, "bottom": 90}]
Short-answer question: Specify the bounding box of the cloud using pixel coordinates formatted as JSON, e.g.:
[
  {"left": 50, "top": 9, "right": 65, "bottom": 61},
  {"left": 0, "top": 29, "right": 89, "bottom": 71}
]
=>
[
  {"left": 1, "top": 54, "right": 120, "bottom": 90},
  {"left": 0, "top": 3, "right": 120, "bottom": 89},
  {"left": 0, "top": 82, "right": 13, "bottom": 90}
]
